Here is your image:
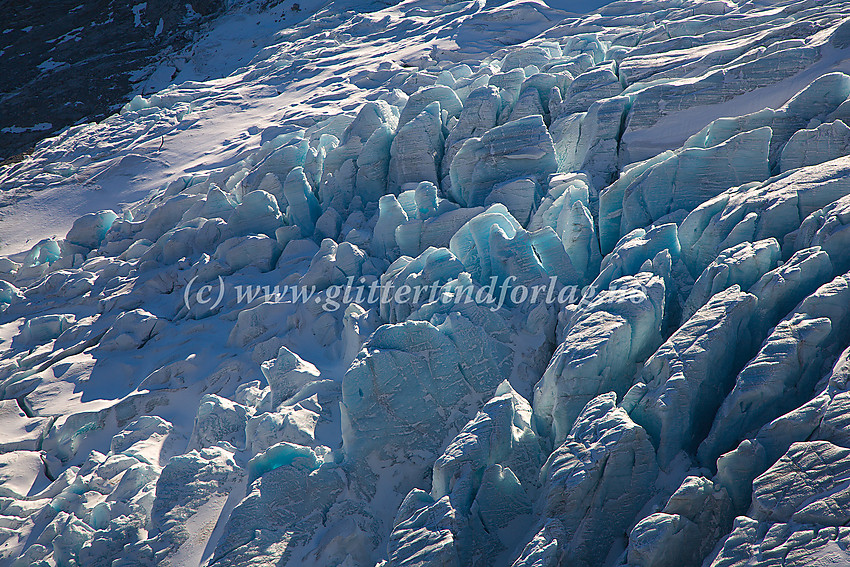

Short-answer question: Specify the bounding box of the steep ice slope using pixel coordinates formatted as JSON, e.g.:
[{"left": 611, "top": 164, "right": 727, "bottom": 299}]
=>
[{"left": 3, "top": 0, "right": 850, "bottom": 565}]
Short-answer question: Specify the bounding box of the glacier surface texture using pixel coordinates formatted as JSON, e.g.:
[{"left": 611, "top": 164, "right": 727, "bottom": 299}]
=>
[{"left": 3, "top": 0, "right": 850, "bottom": 566}]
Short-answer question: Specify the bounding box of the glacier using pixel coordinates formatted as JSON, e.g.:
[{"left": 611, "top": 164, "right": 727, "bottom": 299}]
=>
[{"left": 3, "top": 0, "right": 850, "bottom": 565}]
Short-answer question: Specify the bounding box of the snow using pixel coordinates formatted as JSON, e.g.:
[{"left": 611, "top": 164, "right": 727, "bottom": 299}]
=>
[
  {"left": 1, "top": 123, "right": 53, "bottom": 134},
  {"left": 132, "top": 3, "right": 147, "bottom": 28}
]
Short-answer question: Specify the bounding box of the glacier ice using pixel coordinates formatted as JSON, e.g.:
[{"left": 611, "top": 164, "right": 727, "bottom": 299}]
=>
[
  {"left": 19, "top": 313, "right": 74, "bottom": 344},
  {"left": 627, "top": 476, "right": 732, "bottom": 567},
  {"left": 136, "top": 194, "right": 203, "bottom": 242},
  {"left": 679, "top": 155, "right": 850, "bottom": 275},
  {"left": 65, "top": 210, "right": 119, "bottom": 250},
  {"left": 600, "top": 126, "right": 771, "bottom": 253},
  {"left": 143, "top": 445, "right": 245, "bottom": 563},
  {"left": 371, "top": 194, "right": 409, "bottom": 259},
  {"left": 787, "top": 193, "right": 850, "bottom": 274},
  {"left": 489, "top": 68, "right": 527, "bottom": 115},
  {"left": 535, "top": 392, "right": 658, "bottom": 567},
  {"left": 708, "top": 517, "right": 850, "bottom": 567},
  {"left": 98, "top": 308, "right": 164, "bottom": 351},
  {"left": 619, "top": 44, "right": 839, "bottom": 164},
  {"left": 387, "top": 381, "right": 541, "bottom": 566},
  {"left": 445, "top": 202, "right": 582, "bottom": 297},
  {"left": 260, "top": 345, "right": 322, "bottom": 407},
  {"left": 0, "top": 400, "right": 51, "bottom": 452},
  {"left": 746, "top": 246, "right": 834, "bottom": 337},
  {"left": 533, "top": 272, "right": 666, "bottom": 445},
  {"left": 699, "top": 271, "right": 850, "bottom": 467},
  {"left": 373, "top": 182, "right": 484, "bottom": 259},
  {"left": 8, "top": 1, "right": 850, "bottom": 566},
  {"left": 341, "top": 318, "right": 510, "bottom": 463},
  {"left": 187, "top": 394, "right": 248, "bottom": 451},
  {"left": 199, "top": 185, "right": 237, "bottom": 221},
  {"left": 502, "top": 46, "right": 553, "bottom": 72},
  {"left": 441, "top": 86, "right": 501, "bottom": 190},
  {"left": 24, "top": 238, "right": 63, "bottom": 268},
  {"left": 528, "top": 173, "right": 601, "bottom": 284},
  {"left": 550, "top": 95, "right": 629, "bottom": 188},
  {"left": 211, "top": 445, "right": 345, "bottom": 567},
  {"left": 508, "top": 86, "right": 546, "bottom": 124},
  {"left": 378, "top": 246, "right": 466, "bottom": 323},
  {"left": 780, "top": 119, "right": 850, "bottom": 172},
  {"left": 630, "top": 285, "right": 758, "bottom": 467},
  {"left": 448, "top": 204, "right": 521, "bottom": 282},
  {"left": 242, "top": 134, "right": 309, "bottom": 192},
  {"left": 682, "top": 239, "right": 779, "bottom": 322},
  {"left": 388, "top": 101, "right": 445, "bottom": 192},
  {"left": 510, "top": 519, "right": 567, "bottom": 567},
  {"left": 212, "top": 234, "right": 282, "bottom": 274},
  {"left": 227, "top": 189, "right": 285, "bottom": 238},
  {"left": 0, "top": 450, "right": 50, "bottom": 499},
  {"left": 283, "top": 166, "right": 322, "bottom": 237},
  {"left": 398, "top": 85, "right": 462, "bottom": 129},
  {"left": 592, "top": 223, "right": 681, "bottom": 296},
  {"left": 682, "top": 72, "right": 850, "bottom": 172},
  {"left": 448, "top": 114, "right": 557, "bottom": 209},
  {"left": 558, "top": 66, "right": 622, "bottom": 116},
  {"left": 431, "top": 381, "right": 541, "bottom": 502},
  {"left": 750, "top": 441, "right": 850, "bottom": 525},
  {"left": 246, "top": 403, "right": 319, "bottom": 454},
  {"left": 355, "top": 124, "right": 395, "bottom": 205},
  {"left": 628, "top": 513, "right": 702, "bottom": 567},
  {"left": 712, "top": 344, "right": 850, "bottom": 510},
  {"left": 344, "top": 100, "right": 399, "bottom": 145}
]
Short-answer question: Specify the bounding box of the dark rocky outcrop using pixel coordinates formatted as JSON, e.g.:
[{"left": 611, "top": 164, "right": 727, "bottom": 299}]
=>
[{"left": 0, "top": 0, "right": 227, "bottom": 162}]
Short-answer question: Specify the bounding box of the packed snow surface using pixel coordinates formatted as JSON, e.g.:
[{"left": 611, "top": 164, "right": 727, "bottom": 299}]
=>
[{"left": 4, "top": 0, "right": 850, "bottom": 565}]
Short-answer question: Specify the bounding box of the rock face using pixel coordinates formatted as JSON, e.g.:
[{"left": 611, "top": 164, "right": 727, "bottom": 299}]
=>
[{"left": 0, "top": 0, "right": 227, "bottom": 161}]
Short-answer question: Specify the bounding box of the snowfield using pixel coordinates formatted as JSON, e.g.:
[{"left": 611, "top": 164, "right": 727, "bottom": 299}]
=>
[{"left": 3, "top": 0, "right": 850, "bottom": 565}]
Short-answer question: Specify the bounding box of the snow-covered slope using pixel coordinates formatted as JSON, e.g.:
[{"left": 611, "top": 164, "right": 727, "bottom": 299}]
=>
[{"left": 3, "top": 0, "right": 850, "bottom": 565}]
